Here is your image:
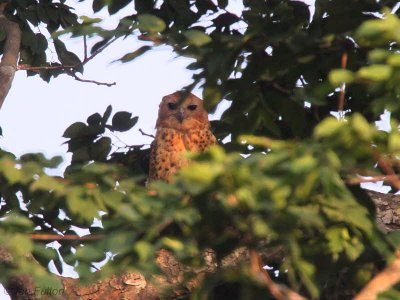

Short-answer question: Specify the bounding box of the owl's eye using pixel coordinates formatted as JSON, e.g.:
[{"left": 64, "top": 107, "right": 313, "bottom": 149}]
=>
[
  {"left": 167, "top": 102, "right": 177, "bottom": 110},
  {"left": 187, "top": 104, "right": 197, "bottom": 111}
]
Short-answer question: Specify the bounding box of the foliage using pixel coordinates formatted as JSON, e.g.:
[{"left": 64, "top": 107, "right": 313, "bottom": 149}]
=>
[
  {"left": 4, "top": 0, "right": 400, "bottom": 299},
  {"left": 5, "top": 0, "right": 81, "bottom": 81}
]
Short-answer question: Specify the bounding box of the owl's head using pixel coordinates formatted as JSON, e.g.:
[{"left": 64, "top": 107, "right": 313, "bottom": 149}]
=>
[{"left": 156, "top": 92, "right": 210, "bottom": 130}]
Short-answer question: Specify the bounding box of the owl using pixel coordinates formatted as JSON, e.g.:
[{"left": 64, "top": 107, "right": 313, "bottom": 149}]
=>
[{"left": 148, "top": 92, "right": 217, "bottom": 182}]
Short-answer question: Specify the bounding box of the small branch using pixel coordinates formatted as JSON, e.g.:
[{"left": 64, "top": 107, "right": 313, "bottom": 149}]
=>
[
  {"left": 30, "top": 233, "right": 103, "bottom": 241},
  {"left": 372, "top": 149, "right": 400, "bottom": 190},
  {"left": 18, "top": 64, "right": 75, "bottom": 71},
  {"left": 337, "top": 52, "right": 348, "bottom": 114},
  {"left": 354, "top": 251, "right": 400, "bottom": 300},
  {"left": 139, "top": 128, "right": 155, "bottom": 139},
  {"left": 347, "top": 175, "right": 400, "bottom": 185},
  {"left": 17, "top": 37, "right": 119, "bottom": 83},
  {"left": 70, "top": 72, "right": 116, "bottom": 87},
  {"left": 84, "top": 36, "right": 118, "bottom": 65},
  {"left": 249, "top": 249, "right": 307, "bottom": 300},
  {"left": 83, "top": 35, "right": 88, "bottom": 61},
  {"left": 272, "top": 82, "right": 291, "bottom": 95}
]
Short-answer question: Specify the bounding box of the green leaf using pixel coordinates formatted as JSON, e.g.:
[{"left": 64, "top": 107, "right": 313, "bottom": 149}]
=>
[
  {"left": 54, "top": 39, "right": 83, "bottom": 73},
  {"left": 137, "top": 14, "right": 166, "bottom": 33},
  {"left": 388, "top": 132, "right": 400, "bottom": 153},
  {"left": 80, "top": 16, "right": 102, "bottom": 24},
  {"left": 368, "top": 49, "right": 391, "bottom": 63},
  {"left": 0, "top": 158, "right": 21, "bottom": 183},
  {"left": 328, "top": 69, "right": 355, "bottom": 86},
  {"left": 116, "top": 46, "right": 152, "bottom": 63},
  {"left": 218, "top": 0, "right": 228, "bottom": 8},
  {"left": 357, "top": 65, "right": 392, "bottom": 81},
  {"left": 290, "top": 155, "right": 317, "bottom": 173},
  {"left": 102, "top": 105, "right": 112, "bottom": 124},
  {"left": 2, "top": 213, "right": 33, "bottom": 231},
  {"left": 111, "top": 112, "right": 138, "bottom": 132},
  {"left": 90, "top": 38, "right": 111, "bottom": 55},
  {"left": 30, "top": 176, "right": 65, "bottom": 194},
  {"left": 34, "top": 33, "right": 48, "bottom": 54},
  {"left": 134, "top": 0, "right": 155, "bottom": 13},
  {"left": 183, "top": 30, "right": 212, "bottom": 47},
  {"left": 134, "top": 241, "right": 154, "bottom": 262},
  {"left": 350, "top": 113, "right": 375, "bottom": 141},
  {"left": 203, "top": 86, "right": 221, "bottom": 111},
  {"left": 53, "top": 255, "right": 64, "bottom": 275},
  {"left": 314, "top": 117, "right": 345, "bottom": 138},
  {"left": 75, "top": 245, "right": 105, "bottom": 262},
  {"left": 63, "top": 122, "right": 87, "bottom": 138},
  {"left": 92, "top": 0, "right": 105, "bottom": 13},
  {"left": 33, "top": 245, "right": 58, "bottom": 268},
  {"left": 87, "top": 113, "right": 102, "bottom": 126},
  {"left": 387, "top": 54, "right": 400, "bottom": 67},
  {"left": 108, "top": 0, "right": 131, "bottom": 14},
  {"left": 91, "top": 137, "right": 112, "bottom": 160},
  {"left": 162, "top": 237, "right": 184, "bottom": 251}
]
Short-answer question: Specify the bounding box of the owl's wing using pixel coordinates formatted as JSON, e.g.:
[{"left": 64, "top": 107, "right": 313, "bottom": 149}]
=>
[{"left": 148, "top": 139, "right": 158, "bottom": 182}]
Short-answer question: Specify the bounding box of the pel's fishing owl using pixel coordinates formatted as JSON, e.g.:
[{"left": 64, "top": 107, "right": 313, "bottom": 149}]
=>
[{"left": 148, "top": 92, "right": 217, "bottom": 182}]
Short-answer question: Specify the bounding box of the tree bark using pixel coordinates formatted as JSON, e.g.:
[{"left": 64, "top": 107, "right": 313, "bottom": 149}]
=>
[
  {"left": 2, "top": 190, "right": 400, "bottom": 300},
  {"left": 0, "top": 1, "right": 21, "bottom": 109}
]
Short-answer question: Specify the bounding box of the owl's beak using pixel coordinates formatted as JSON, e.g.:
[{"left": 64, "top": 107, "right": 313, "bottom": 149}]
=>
[{"left": 176, "top": 107, "right": 185, "bottom": 123}]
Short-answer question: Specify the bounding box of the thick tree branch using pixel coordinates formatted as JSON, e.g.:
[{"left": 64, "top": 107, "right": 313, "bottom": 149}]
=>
[{"left": 0, "top": 2, "right": 21, "bottom": 109}]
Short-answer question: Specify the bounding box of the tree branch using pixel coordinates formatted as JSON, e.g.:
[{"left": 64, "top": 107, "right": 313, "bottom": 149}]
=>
[
  {"left": 354, "top": 252, "right": 400, "bottom": 300},
  {"left": 337, "top": 52, "right": 348, "bottom": 114},
  {"left": 0, "top": 1, "right": 21, "bottom": 109},
  {"left": 69, "top": 72, "right": 116, "bottom": 87},
  {"left": 347, "top": 175, "right": 400, "bottom": 185},
  {"left": 139, "top": 128, "right": 155, "bottom": 139},
  {"left": 17, "top": 37, "right": 119, "bottom": 87},
  {"left": 29, "top": 233, "right": 103, "bottom": 241}
]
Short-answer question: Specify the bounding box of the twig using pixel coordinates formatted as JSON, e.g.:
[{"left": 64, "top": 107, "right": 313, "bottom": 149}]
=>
[
  {"left": 354, "top": 251, "right": 400, "bottom": 300},
  {"left": 337, "top": 52, "right": 348, "bottom": 115},
  {"left": 249, "top": 249, "right": 307, "bottom": 300},
  {"left": 372, "top": 149, "right": 400, "bottom": 190},
  {"left": 83, "top": 35, "right": 88, "bottom": 61},
  {"left": 272, "top": 82, "right": 291, "bottom": 95},
  {"left": 70, "top": 72, "right": 116, "bottom": 87},
  {"left": 139, "top": 128, "right": 155, "bottom": 139},
  {"left": 347, "top": 175, "right": 400, "bottom": 185},
  {"left": 18, "top": 64, "right": 74, "bottom": 71},
  {"left": 30, "top": 233, "right": 103, "bottom": 241}
]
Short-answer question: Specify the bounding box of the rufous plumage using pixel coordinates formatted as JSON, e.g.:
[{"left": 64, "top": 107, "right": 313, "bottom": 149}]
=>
[{"left": 149, "top": 92, "right": 217, "bottom": 182}]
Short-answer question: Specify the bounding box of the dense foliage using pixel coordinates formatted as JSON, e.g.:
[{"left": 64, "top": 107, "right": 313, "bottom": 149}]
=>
[{"left": 3, "top": 0, "right": 400, "bottom": 299}]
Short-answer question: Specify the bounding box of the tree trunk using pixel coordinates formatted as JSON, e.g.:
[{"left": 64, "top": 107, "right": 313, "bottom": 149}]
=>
[{"left": 0, "top": 1, "right": 21, "bottom": 109}]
